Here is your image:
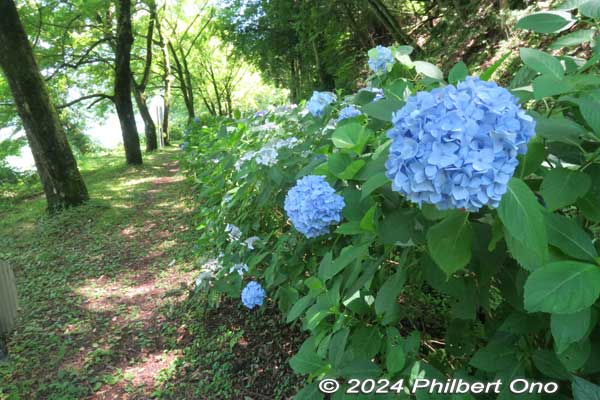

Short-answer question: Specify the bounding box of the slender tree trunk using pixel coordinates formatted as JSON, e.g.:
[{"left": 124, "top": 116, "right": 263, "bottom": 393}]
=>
[
  {"left": 156, "top": 20, "right": 171, "bottom": 145},
  {"left": 132, "top": 85, "right": 157, "bottom": 151},
  {"left": 367, "top": 0, "right": 421, "bottom": 53},
  {"left": 169, "top": 41, "right": 195, "bottom": 122},
  {"left": 0, "top": 0, "right": 89, "bottom": 212},
  {"left": 132, "top": 0, "right": 157, "bottom": 152},
  {"left": 115, "top": 0, "right": 142, "bottom": 165}
]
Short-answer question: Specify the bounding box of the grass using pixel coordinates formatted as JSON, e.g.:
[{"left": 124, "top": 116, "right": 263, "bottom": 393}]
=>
[{"left": 0, "top": 147, "right": 302, "bottom": 399}]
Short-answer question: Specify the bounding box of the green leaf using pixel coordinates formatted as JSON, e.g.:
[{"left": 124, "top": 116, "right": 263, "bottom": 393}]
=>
[
  {"left": 578, "top": 164, "right": 600, "bottom": 222},
  {"left": 540, "top": 168, "right": 591, "bottom": 211},
  {"left": 532, "top": 75, "right": 574, "bottom": 99},
  {"left": 550, "top": 29, "right": 596, "bottom": 49},
  {"left": 448, "top": 61, "right": 468, "bottom": 85},
  {"left": 331, "top": 122, "right": 372, "bottom": 154},
  {"left": 328, "top": 153, "right": 365, "bottom": 180},
  {"left": 504, "top": 229, "right": 547, "bottom": 271},
  {"left": 375, "top": 268, "right": 407, "bottom": 320},
  {"left": 524, "top": 261, "right": 600, "bottom": 314},
  {"left": 335, "top": 221, "right": 363, "bottom": 235},
  {"left": 534, "top": 115, "right": 586, "bottom": 145},
  {"left": 559, "top": 339, "right": 591, "bottom": 370},
  {"left": 516, "top": 137, "right": 545, "bottom": 178},
  {"left": 469, "top": 338, "right": 519, "bottom": 372},
  {"left": 515, "top": 11, "right": 574, "bottom": 33},
  {"left": 426, "top": 213, "right": 473, "bottom": 275},
  {"left": 480, "top": 53, "right": 510, "bottom": 81},
  {"left": 318, "top": 243, "right": 370, "bottom": 281},
  {"left": 328, "top": 328, "right": 349, "bottom": 367},
  {"left": 498, "top": 178, "right": 547, "bottom": 264},
  {"left": 551, "top": 308, "right": 592, "bottom": 353},
  {"left": 532, "top": 350, "right": 571, "bottom": 379},
  {"left": 339, "top": 359, "right": 381, "bottom": 379},
  {"left": 520, "top": 48, "right": 564, "bottom": 80},
  {"left": 289, "top": 340, "right": 327, "bottom": 374},
  {"left": 286, "top": 295, "right": 316, "bottom": 323},
  {"left": 546, "top": 213, "right": 598, "bottom": 262},
  {"left": 362, "top": 97, "right": 404, "bottom": 122},
  {"left": 350, "top": 326, "right": 382, "bottom": 359},
  {"left": 361, "top": 172, "right": 389, "bottom": 200},
  {"left": 578, "top": 95, "right": 600, "bottom": 138},
  {"left": 359, "top": 204, "right": 377, "bottom": 232},
  {"left": 413, "top": 61, "right": 443, "bottom": 80},
  {"left": 580, "top": 0, "right": 600, "bottom": 18},
  {"left": 573, "top": 376, "right": 600, "bottom": 400},
  {"left": 386, "top": 338, "right": 406, "bottom": 374}
]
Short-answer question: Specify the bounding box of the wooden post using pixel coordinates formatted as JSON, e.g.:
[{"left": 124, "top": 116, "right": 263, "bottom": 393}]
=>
[{"left": 0, "top": 262, "right": 17, "bottom": 360}]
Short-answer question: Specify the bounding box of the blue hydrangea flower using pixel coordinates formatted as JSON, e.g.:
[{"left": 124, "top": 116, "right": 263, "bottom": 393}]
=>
[
  {"left": 385, "top": 76, "right": 536, "bottom": 211},
  {"left": 254, "top": 109, "right": 268, "bottom": 118},
  {"left": 284, "top": 175, "right": 345, "bottom": 238},
  {"left": 306, "top": 91, "right": 336, "bottom": 117},
  {"left": 368, "top": 46, "right": 394, "bottom": 74},
  {"left": 241, "top": 281, "right": 266, "bottom": 309},
  {"left": 337, "top": 105, "right": 361, "bottom": 122},
  {"left": 180, "top": 141, "right": 189, "bottom": 150}
]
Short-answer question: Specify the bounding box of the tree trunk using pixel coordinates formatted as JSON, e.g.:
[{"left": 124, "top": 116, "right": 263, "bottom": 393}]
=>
[
  {"left": 156, "top": 20, "right": 171, "bottom": 145},
  {"left": 0, "top": 0, "right": 89, "bottom": 213},
  {"left": 367, "top": 0, "right": 421, "bottom": 53},
  {"left": 132, "top": 0, "right": 157, "bottom": 152},
  {"left": 115, "top": 0, "right": 142, "bottom": 165},
  {"left": 132, "top": 85, "right": 157, "bottom": 151}
]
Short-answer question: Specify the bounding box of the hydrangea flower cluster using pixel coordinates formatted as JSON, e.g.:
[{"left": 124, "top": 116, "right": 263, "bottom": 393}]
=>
[
  {"left": 235, "top": 137, "right": 299, "bottom": 170},
  {"left": 242, "top": 236, "right": 260, "bottom": 250},
  {"left": 337, "top": 105, "right": 361, "bottom": 122},
  {"left": 368, "top": 46, "right": 394, "bottom": 74},
  {"left": 241, "top": 281, "right": 266, "bottom": 309},
  {"left": 385, "top": 76, "right": 536, "bottom": 211},
  {"left": 306, "top": 91, "right": 336, "bottom": 117},
  {"left": 284, "top": 175, "right": 345, "bottom": 238},
  {"left": 225, "top": 223, "right": 242, "bottom": 241},
  {"left": 229, "top": 263, "right": 249, "bottom": 276}
]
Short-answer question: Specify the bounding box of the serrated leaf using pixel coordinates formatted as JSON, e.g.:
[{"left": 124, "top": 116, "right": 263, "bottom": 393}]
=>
[
  {"left": 286, "top": 295, "right": 316, "bottom": 323},
  {"left": 448, "top": 61, "right": 468, "bottom": 85},
  {"left": 534, "top": 114, "right": 586, "bottom": 145},
  {"left": 328, "top": 328, "right": 349, "bottom": 367},
  {"left": 550, "top": 29, "right": 596, "bottom": 49},
  {"left": 362, "top": 97, "right": 404, "bottom": 122},
  {"left": 515, "top": 11, "right": 574, "bottom": 33},
  {"left": 532, "top": 350, "right": 571, "bottom": 379},
  {"left": 546, "top": 213, "right": 598, "bottom": 262},
  {"left": 540, "top": 168, "right": 591, "bottom": 211},
  {"left": 498, "top": 178, "right": 548, "bottom": 264},
  {"left": 289, "top": 340, "right": 327, "bottom": 374},
  {"left": 520, "top": 48, "right": 564, "bottom": 80},
  {"left": 331, "top": 122, "right": 372, "bottom": 154},
  {"left": 524, "top": 261, "right": 600, "bottom": 314},
  {"left": 426, "top": 213, "right": 473, "bottom": 275},
  {"left": 580, "top": 0, "right": 600, "bottom": 18},
  {"left": 516, "top": 137, "right": 545, "bottom": 177},
  {"left": 375, "top": 269, "right": 406, "bottom": 320},
  {"left": 551, "top": 308, "right": 592, "bottom": 353},
  {"left": 573, "top": 376, "right": 600, "bottom": 400},
  {"left": 361, "top": 172, "right": 389, "bottom": 200},
  {"left": 413, "top": 61, "right": 443, "bottom": 80},
  {"left": 318, "top": 243, "right": 370, "bottom": 281}
]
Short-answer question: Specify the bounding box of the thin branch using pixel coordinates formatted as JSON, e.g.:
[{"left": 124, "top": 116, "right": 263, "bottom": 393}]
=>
[{"left": 57, "top": 93, "right": 114, "bottom": 109}]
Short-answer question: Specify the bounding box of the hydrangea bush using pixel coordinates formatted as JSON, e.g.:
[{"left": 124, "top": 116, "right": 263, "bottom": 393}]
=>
[{"left": 181, "top": 7, "right": 600, "bottom": 398}]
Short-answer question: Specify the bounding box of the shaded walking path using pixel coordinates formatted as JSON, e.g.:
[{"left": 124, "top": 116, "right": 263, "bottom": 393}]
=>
[{"left": 0, "top": 149, "right": 198, "bottom": 399}]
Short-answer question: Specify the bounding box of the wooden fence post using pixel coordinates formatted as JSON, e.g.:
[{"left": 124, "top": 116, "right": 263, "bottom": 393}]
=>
[{"left": 0, "top": 262, "right": 17, "bottom": 360}]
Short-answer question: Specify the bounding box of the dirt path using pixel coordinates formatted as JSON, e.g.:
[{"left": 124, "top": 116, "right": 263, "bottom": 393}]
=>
[{"left": 0, "top": 150, "right": 199, "bottom": 399}]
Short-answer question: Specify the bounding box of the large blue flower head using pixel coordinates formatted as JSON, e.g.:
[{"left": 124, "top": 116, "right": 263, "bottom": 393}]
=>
[
  {"left": 337, "top": 105, "right": 362, "bottom": 122},
  {"left": 284, "top": 175, "right": 345, "bottom": 238},
  {"left": 368, "top": 46, "right": 394, "bottom": 74},
  {"left": 306, "top": 91, "right": 336, "bottom": 117},
  {"left": 385, "top": 76, "right": 536, "bottom": 211},
  {"left": 241, "top": 281, "right": 266, "bottom": 309}
]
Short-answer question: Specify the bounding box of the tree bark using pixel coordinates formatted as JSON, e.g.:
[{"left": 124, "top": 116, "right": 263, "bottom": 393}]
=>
[
  {"left": 367, "top": 0, "right": 421, "bottom": 53},
  {"left": 156, "top": 15, "right": 171, "bottom": 145},
  {"left": 115, "top": 0, "right": 142, "bottom": 164},
  {"left": 133, "top": 0, "right": 157, "bottom": 152},
  {"left": 0, "top": 0, "right": 89, "bottom": 213},
  {"left": 132, "top": 85, "right": 157, "bottom": 151}
]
